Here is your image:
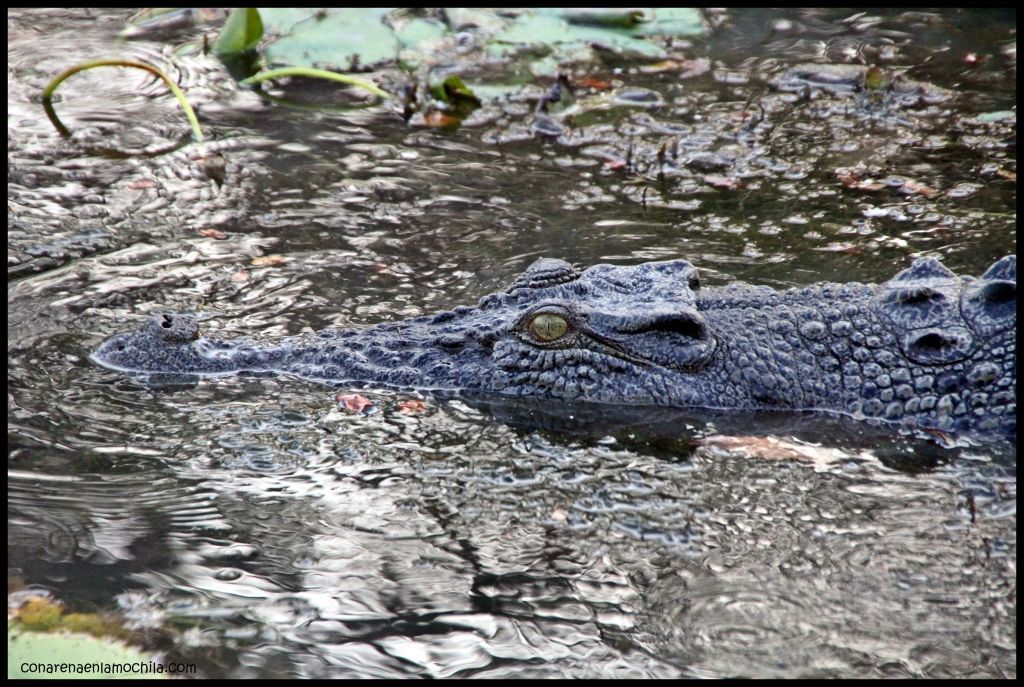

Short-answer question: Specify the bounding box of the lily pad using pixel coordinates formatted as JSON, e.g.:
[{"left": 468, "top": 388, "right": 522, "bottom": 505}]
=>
[
  {"left": 492, "top": 12, "right": 667, "bottom": 62},
  {"left": 260, "top": 8, "right": 400, "bottom": 71},
  {"left": 8, "top": 624, "right": 166, "bottom": 679},
  {"left": 626, "top": 8, "right": 708, "bottom": 36},
  {"left": 392, "top": 15, "right": 448, "bottom": 48}
]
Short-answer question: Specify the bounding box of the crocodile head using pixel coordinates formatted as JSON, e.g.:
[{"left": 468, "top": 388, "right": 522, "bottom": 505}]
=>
[
  {"left": 477, "top": 258, "right": 717, "bottom": 402},
  {"left": 91, "top": 258, "right": 718, "bottom": 404}
]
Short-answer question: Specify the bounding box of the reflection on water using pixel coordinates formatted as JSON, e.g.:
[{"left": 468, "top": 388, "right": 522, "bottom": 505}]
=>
[{"left": 8, "top": 7, "right": 1016, "bottom": 679}]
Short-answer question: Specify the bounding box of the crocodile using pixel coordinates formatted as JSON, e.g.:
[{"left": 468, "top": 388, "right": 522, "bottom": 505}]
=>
[{"left": 92, "top": 255, "right": 1016, "bottom": 437}]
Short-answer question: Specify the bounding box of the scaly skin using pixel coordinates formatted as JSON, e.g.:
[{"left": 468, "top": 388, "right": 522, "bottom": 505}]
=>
[{"left": 92, "top": 256, "right": 1016, "bottom": 437}]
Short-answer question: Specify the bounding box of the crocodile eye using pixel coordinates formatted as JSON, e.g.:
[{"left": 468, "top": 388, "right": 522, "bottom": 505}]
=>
[
  {"left": 527, "top": 312, "right": 569, "bottom": 342},
  {"left": 688, "top": 270, "right": 700, "bottom": 292}
]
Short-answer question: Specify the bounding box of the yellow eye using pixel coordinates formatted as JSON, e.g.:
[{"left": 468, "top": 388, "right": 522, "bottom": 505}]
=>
[{"left": 528, "top": 312, "right": 569, "bottom": 342}]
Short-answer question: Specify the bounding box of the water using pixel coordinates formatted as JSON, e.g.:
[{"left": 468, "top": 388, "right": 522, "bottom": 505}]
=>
[{"left": 8, "top": 8, "right": 1016, "bottom": 678}]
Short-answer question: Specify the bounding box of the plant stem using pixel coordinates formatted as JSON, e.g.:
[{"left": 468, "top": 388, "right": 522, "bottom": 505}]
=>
[
  {"left": 241, "top": 67, "right": 389, "bottom": 99},
  {"left": 42, "top": 59, "right": 204, "bottom": 142}
]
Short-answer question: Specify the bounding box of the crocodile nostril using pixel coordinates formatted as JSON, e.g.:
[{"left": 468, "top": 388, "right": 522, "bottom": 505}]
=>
[{"left": 982, "top": 280, "right": 1014, "bottom": 304}]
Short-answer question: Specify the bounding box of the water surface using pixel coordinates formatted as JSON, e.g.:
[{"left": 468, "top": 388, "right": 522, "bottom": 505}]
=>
[{"left": 8, "top": 8, "right": 1016, "bottom": 678}]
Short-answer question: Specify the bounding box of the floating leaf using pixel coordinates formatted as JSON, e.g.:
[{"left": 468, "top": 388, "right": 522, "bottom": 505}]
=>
[
  {"left": 430, "top": 75, "right": 480, "bottom": 104},
  {"left": 398, "top": 399, "right": 426, "bottom": 413},
  {"left": 260, "top": 8, "right": 399, "bottom": 70},
  {"left": 8, "top": 624, "right": 164, "bottom": 679},
  {"left": 392, "top": 15, "right": 447, "bottom": 49},
  {"left": 59, "top": 613, "right": 124, "bottom": 639},
  {"left": 428, "top": 75, "right": 481, "bottom": 121},
  {"left": 901, "top": 179, "right": 938, "bottom": 197},
  {"left": 863, "top": 66, "right": 891, "bottom": 90},
  {"left": 835, "top": 168, "right": 886, "bottom": 192},
  {"left": 443, "top": 8, "right": 508, "bottom": 33},
  {"left": 574, "top": 75, "right": 612, "bottom": 89},
  {"left": 15, "top": 598, "right": 62, "bottom": 631},
  {"left": 336, "top": 393, "right": 374, "bottom": 412},
  {"left": 460, "top": 82, "right": 529, "bottom": 102},
  {"left": 212, "top": 8, "right": 264, "bottom": 56},
  {"left": 423, "top": 110, "right": 462, "bottom": 129},
  {"left": 250, "top": 255, "right": 287, "bottom": 266},
  {"left": 493, "top": 12, "right": 667, "bottom": 63},
  {"left": 626, "top": 8, "right": 707, "bottom": 36},
  {"left": 639, "top": 59, "right": 682, "bottom": 74}
]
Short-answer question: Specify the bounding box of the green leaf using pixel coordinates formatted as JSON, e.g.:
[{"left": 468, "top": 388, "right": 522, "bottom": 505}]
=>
[
  {"left": 427, "top": 75, "right": 481, "bottom": 119},
  {"left": 863, "top": 66, "right": 891, "bottom": 91},
  {"left": 212, "top": 8, "right": 264, "bottom": 56},
  {"left": 392, "top": 16, "right": 447, "bottom": 48},
  {"left": 443, "top": 7, "right": 511, "bottom": 34},
  {"left": 429, "top": 75, "right": 478, "bottom": 103},
  {"left": 8, "top": 624, "right": 166, "bottom": 679},
  {"left": 394, "top": 16, "right": 449, "bottom": 69},
  {"left": 492, "top": 12, "right": 668, "bottom": 65},
  {"left": 260, "top": 8, "right": 399, "bottom": 70},
  {"left": 627, "top": 8, "right": 706, "bottom": 36}
]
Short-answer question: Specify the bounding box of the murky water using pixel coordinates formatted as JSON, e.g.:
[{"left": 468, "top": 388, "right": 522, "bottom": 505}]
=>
[{"left": 8, "top": 8, "right": 1015, "bottom": 678}]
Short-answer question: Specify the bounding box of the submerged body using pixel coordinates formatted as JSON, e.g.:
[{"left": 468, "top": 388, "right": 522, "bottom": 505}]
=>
[{"left": 93, "top": 255, "right": 1016, "bottom": 437}]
